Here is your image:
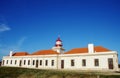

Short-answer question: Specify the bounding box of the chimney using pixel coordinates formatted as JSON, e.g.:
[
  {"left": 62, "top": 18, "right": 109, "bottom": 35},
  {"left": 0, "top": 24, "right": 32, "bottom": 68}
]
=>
[
  {"left": 88, "top": 44, "right": 94, "bottom": 53},
  {"left": 10, "top": 51, "right": 13, "bottom": 57}
]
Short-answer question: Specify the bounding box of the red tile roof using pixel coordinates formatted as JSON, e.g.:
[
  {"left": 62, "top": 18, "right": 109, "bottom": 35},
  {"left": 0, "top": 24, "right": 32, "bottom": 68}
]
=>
[
  {"left": 11, "top": 46, "right": 110, "bottom": 56},
  {"left": 65, "top": 46, "right": 110, "bottom": 54},
  {"left": 12, "top": 52, "right": 29, "bottom": 56},
  {"left": 94, "top": 46, "right": 110, "bottom": 52},
  {"left": 65, "top": 48, "right": 88, "bottom": 54},
  {"left": 32, "top": 50, "right": 59, "bottom": 55}
]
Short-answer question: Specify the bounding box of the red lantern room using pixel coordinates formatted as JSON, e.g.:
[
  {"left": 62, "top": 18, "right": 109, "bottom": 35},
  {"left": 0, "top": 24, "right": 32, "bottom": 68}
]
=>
[{"left": 55, "top": 37, "right": 63, "bottom": 47}]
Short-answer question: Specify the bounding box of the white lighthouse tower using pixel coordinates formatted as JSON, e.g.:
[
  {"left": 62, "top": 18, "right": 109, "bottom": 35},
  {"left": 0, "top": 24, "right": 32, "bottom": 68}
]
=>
[{"left": 52, "top": 36, "right": 65, "bottom": 54}]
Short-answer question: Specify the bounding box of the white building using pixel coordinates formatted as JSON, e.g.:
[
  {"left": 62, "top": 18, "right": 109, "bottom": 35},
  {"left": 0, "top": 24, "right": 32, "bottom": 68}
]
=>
[{"left": 1, "top": 37, "right": 119, "bottom": 71}]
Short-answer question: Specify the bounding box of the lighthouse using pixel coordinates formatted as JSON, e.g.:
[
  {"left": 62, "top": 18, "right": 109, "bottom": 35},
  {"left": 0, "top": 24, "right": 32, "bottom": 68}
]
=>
[{"left": 52, "top": 36, "right": 65, "bottom": 54}]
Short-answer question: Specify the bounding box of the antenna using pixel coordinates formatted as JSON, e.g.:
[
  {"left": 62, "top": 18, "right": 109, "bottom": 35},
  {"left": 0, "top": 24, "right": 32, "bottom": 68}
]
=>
[{"left": 58, "top": 34, "right": 60, "bottom": 38}]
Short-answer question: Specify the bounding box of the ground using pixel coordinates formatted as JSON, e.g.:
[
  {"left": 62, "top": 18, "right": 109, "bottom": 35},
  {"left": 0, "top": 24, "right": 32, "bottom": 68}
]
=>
[{"left": 0, "top": 67, "right": 120, "bottom": 78}]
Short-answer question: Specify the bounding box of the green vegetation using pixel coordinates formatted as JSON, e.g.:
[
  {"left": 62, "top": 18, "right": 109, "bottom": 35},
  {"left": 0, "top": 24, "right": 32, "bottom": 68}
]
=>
[{"left": 0, "top": 67, "right": 120, "bottom": 78}]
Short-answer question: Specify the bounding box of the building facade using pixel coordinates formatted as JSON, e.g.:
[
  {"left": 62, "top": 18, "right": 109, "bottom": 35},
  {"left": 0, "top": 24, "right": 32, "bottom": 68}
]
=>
[{"left": 1, "top": 37, "right": 119, "bottom": 71}]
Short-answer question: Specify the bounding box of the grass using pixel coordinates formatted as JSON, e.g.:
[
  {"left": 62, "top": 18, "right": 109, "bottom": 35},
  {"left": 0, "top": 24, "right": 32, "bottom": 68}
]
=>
[{"left": 0, "top": 67, "right": 120, "bottom": 78}]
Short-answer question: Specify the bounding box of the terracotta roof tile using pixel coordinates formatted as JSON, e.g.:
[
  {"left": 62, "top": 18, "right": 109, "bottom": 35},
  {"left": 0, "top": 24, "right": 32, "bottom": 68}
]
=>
[
  {"left": 94, "top": 46, "right": 110, "bottom": 52},
  {"left": 64, "top": 48, "right": 88, "bottom": 54},
  {"left": 65, "top": 46, "right": 110, "bottom": 54},
  {"left": 12, "top": 52, "right": 29, "bottom": 56},
  {"left": 32, "top": 50, "right": 59, "bottom": 55},
  {"left": 11, "top": 46, "right": 111, "bottom": 56}
]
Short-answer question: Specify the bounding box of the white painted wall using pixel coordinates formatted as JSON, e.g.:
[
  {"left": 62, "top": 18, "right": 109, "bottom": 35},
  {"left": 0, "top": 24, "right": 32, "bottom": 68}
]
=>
[
  {"left": 59, "top": 52, "right": 118, "bottom": 71},
  {"left": 2, "top": 51, "right": 119, "bottom": 71}
]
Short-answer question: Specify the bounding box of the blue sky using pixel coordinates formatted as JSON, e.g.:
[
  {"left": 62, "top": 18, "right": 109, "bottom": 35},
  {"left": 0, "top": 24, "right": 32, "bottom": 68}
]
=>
[{"left": 0, "top": 0, "right": 120, "bottom": 63}]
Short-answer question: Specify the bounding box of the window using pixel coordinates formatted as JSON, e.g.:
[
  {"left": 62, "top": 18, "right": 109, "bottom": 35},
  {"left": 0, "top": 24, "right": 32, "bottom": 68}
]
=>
[
  {"left": 61, "top": 60, "right": 64, "bottom": 69},
  {"left": 82, "top": 59, "right": 86, "bottom": 66},
  {"left": 51, "top": 60, "right": 54, "bottom": 66},
  {"left": 94, "top": 59, "right": 99, "bottom": 66},
  {"left": 45, "top": 60, "right": 48, "bottom": 66},
  {"left": 19, "top": 60, "right": 22, "bottom": 66},
  {"left": 36, "top": 60, "right": 38, "bottom": 68},
  {"left": 6, "top": 60, "right": 8, "bottom": 64},
  {"left": 11, "top": 60, "right": 12, "bottom": 64},
  {"left": 71, "top": 59, "right": 75, "bottom": 66},
  {"left": 108, "top": 58, "right": 113, "bottom": 65},
  {"left": 2, "top": 60, "right": 5, "bottom": 65},
  {"left": 15, "top": 60, "right": 17, "bottom": 64},
  {"left": 40, "top": 60, "right": 42, "bottom": 65},
  {"left": 28, "top": 60, "right": 30, "bottom": 65},
  {"left": 33, "top": 60, "right": 35, "bottom": 65},
  {"left": 24, "top": 60, "right": 26, "bottom": 65}
]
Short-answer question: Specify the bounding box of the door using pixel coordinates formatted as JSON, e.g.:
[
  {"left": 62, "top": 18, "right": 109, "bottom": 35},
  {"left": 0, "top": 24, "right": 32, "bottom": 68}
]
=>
[
  {"left": 108, "top": 58, "right": 114, "bottom": 69},
  {"left": 61, "top": 60, "right": 64, "bottom": 69},
  {"left": 36, "top": 60, "right": 38, "bottom": 68},
  {"left": 19, "top": 60, "right": 22, "bottom": 67}
]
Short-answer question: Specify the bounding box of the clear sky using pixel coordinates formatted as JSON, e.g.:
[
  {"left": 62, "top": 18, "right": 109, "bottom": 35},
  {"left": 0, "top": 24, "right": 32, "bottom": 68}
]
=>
[{"left": 0, "top": 0, "right": 120, "bottom": 63}]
